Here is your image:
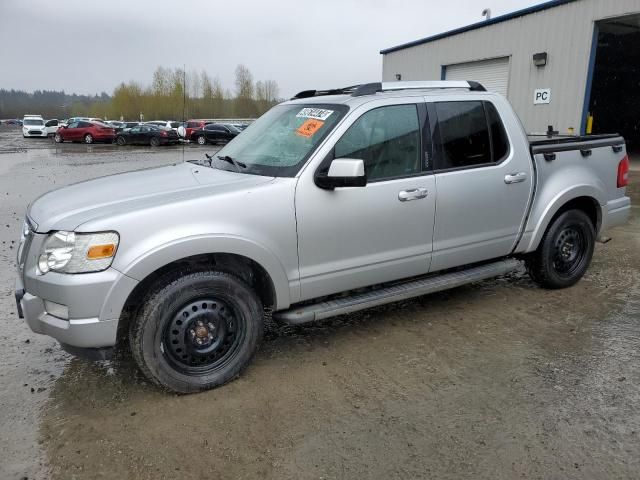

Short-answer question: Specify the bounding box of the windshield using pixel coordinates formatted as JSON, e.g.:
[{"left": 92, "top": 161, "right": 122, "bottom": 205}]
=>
[
  {"left": 24, "top": 118, "right": 44, "bottom": 126},
  {"left": 214, "top": 103, "right": 348, "bottom": 177}
]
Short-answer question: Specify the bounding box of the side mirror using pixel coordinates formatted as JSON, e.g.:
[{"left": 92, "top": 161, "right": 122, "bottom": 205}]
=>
[{"left": 315, "top": 158, "right": 367, "bottom": 190}]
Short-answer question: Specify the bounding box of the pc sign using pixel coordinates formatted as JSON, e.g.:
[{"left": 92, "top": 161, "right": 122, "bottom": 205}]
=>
[{"left": 534, "top": 88, "right": 551, "bottom": 104}]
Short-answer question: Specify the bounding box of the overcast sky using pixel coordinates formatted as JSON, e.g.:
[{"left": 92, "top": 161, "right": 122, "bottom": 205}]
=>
[{"left": 0, "top": 0, "right": 540, "bottom": 98}]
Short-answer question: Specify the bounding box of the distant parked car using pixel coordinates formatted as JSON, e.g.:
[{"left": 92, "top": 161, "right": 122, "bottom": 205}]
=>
[
  {"left": 54, "top": 120, "right": 116, "bottom": 144},
  {"left": 60, "top": 117, "right": 90, "bottom": 127},
  {"left": 22, "top": 115, "right": 47, "bottom": 137},
  {"left": 105, "top": 121, "right": 126, "bottom": 133},
  {"left": 191, "top": 123, "right": 240, "bottom": 145},
  {"left": 116, "top": 124, "right": 179, "bottom": 146},
  {"left": 145, "top": 121, "right": 168, "bottom": 128},
  {"left": 44, "top": 119, "right": 60, "bottom": 136},
  {"left": 122, "top": 121, "right": 140, "bottom": 129},
  {"left": 185, "top": 119, "right": 215, "bottom": 139},
  {"left": 231, "top": 123, "right": 250, "bottom": 131}
]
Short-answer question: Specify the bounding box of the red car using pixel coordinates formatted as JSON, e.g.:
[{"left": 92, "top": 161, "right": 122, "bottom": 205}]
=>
[
  {"left": 54, "top": 120, "right": 116, "bottom": 144},
  {"left": 185, "top": 119, "right": 214, "bottom": 139}
]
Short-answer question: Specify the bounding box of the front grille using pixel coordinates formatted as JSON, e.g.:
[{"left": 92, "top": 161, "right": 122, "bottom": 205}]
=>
[{"left": 28, "top": 130, "right": 43, "bottom": 135}]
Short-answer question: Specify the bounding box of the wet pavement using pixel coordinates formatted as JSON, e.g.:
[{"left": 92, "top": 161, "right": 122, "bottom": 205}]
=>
[{"left": 1, "top": 125, "right": 639, "bottom": 479}]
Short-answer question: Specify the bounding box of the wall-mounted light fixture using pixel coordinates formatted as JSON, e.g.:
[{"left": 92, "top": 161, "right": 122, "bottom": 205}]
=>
[
  {"left": 533, "top": 52, "right": 548, "bottom": 67},
  {"left": 395, "top": 73, "right": 402, "bottom": 81}
]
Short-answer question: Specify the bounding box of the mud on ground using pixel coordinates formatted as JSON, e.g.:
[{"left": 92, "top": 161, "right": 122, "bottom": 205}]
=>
[{"left": 1, "top": 125, "right": 639, "bottom": 479}]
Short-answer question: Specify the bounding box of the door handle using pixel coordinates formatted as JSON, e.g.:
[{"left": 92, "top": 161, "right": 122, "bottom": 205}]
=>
[
  {"left": 398, "top": 187, "right": 429, "bottom": 202},
  {"left": 504, "top": 172, "right": 527, "bottom": 184}
]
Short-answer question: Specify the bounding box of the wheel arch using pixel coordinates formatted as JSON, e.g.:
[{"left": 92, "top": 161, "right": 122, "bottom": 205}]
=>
[
  {"left": 525, "top": 188, "right": 602, "bottom": 252},
  {"left": 115, "top": 251, "right": 281, "bottom": 347}
]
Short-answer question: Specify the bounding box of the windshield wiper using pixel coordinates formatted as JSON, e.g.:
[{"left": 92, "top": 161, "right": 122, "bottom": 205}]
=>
[{"left": 217, "top": 155, "right": 246, "bottom": 170}]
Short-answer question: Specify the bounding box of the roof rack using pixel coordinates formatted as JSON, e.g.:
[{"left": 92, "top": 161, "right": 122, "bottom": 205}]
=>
[{"left": 292, "top": 81, "right": 486, "bottom": 99}]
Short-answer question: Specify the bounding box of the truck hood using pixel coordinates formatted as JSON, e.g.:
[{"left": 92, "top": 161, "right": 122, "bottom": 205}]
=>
[{"left": 28, "top": 162, "right": 274, "bottom": 232}]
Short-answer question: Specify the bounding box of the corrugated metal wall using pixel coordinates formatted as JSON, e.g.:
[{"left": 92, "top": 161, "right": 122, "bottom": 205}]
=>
[{"left": 382, "top": 0, "right": 640, "bottom": 134}]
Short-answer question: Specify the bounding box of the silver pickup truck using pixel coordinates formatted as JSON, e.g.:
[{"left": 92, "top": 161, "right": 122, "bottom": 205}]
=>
[{"left": 15, "top": 81, "right": 631, "bottom": 393}]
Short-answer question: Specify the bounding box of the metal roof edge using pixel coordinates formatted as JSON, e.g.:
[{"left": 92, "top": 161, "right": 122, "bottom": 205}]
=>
[{"left": 380, "top": 0, "right": 578, "bottom": 54}]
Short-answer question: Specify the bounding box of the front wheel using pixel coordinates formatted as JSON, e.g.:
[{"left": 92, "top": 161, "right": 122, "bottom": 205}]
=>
[
  {"left": 196, "top": 135, "right": 206, "bottom": 145},
  {"left": 526, "top": 209, "right": 595, "bottom": 289},
  {"left": 84, "top": 134, "right": 94, "bottom": 144},
  {"left": 54, "top": 133, "right": 63, "bottom": 143},
  {"left": 116, "top": 136, "right": 126, "bottom": 146},
  {"left": 129, "top": 271, "right": 264, "bottom": 393},
  {"left": 150, "top": 136, "right": 160, "bottom": 147}
]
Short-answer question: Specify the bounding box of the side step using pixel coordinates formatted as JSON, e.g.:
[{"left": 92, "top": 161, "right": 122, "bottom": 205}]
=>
[{"left": 274, "top": 258, "right": 522, "bottom": 325}]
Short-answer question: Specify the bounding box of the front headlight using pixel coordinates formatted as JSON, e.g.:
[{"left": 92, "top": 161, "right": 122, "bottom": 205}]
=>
[{"left": 37, "top": 231, "right": 119, "bottom": 274}]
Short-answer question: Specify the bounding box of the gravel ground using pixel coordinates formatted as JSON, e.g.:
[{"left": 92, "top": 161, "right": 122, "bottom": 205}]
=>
[{"left": 0, "top": 125, "right": 639, "bottom": 480}]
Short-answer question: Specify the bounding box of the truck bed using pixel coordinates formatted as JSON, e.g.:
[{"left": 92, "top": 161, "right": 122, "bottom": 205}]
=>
[{"left": 528, "top": 133, "right": 624, "bottom": 154}]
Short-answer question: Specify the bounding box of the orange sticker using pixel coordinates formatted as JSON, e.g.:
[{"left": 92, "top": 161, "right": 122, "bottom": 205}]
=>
[{"left": 296, "top": 119, "right": 324, "bottom": 138}]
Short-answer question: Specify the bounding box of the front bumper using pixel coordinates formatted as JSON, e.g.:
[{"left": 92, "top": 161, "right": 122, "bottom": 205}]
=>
[
  {"left": 23, "top": 130, "right": 47, "bottom": 137},
  {"left": 16, "top": 273, "right": 121, "bottom": 348}
]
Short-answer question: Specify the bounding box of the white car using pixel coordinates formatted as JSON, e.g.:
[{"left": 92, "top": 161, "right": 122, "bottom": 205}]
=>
[
  {"left": 22, "top": 115, "right": 47, "bottom": 138},
  {"left": 44, "top": 119, "right": 60, "bottom": 136}
]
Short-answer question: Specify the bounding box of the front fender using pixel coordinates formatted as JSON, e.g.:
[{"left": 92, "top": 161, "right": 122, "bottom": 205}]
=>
[
  {"left": 524, "top": 184, "right": 604, "bottom": 252},
  {"left": 114, "top": 234, "right": 292, "bottom": 310}
]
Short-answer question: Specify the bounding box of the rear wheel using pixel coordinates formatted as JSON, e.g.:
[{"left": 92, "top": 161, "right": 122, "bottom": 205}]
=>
[
  {"left": 116, "top": 136, "right": 126, "bottom": 146},
  {"left": 150, "top": 136, "right": 160, "bottom": 147},
  {"left": 197, "top": 135, "right": 206, "bottom": 145},
  {"left": 84, "top": 134, "right": 93, "bottom": 144},
  {"left": 54, "top": 133, "right": 63, "bottom": 143},
  {"left": 526, "top": 209, "right": 595, "bottom": 289},
  {"left": 129, "top": 271, "right": 263, "bottom": 393}
]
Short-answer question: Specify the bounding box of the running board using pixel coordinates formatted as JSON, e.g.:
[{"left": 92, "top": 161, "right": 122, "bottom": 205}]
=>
[{"left": 274, "top": 258, "right": 522, "bottom": 325}]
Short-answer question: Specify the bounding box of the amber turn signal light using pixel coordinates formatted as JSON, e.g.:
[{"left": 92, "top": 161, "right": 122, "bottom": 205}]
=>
[{"left": 86, "top": 244, "right": 116, "bottom": 259}]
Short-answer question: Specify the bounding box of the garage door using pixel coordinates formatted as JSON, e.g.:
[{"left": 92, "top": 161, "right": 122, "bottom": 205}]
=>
[{"left": 445, "top": 57, "right": 510, "bottom": 97}]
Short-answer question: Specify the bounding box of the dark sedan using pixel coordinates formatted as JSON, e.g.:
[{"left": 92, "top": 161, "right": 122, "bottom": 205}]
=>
[
  {"left": 116, "top": 125, "right": 179, "bottom": 146},
  {"left": 191, "top": 123, "right": 240, "bottom": 145}
]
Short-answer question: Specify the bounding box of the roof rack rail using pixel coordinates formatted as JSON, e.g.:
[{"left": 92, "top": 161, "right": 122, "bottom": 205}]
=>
[
  {"left": 292, "top": 80, "right": 487, "bottom": 100},
  {"left": 292, "top": 85, "right": 361, "bottom": 99}
]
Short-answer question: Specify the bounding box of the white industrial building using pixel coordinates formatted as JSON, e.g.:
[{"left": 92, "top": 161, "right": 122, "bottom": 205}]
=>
[{"left": 381, "top": 0, "right": 640, "bottom": 149}]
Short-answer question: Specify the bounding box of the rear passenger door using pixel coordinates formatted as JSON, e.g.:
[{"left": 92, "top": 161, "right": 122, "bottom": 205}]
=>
[{"left": 428, "top": 99, "right": 533, "bottom": 272}]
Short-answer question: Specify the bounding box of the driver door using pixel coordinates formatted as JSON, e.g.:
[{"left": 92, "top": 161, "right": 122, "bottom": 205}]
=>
[
  {"left": 295, "top": 100, "right": 436, "bottom": 301},
  {"left": 65, "top": 121, "right": 80, "bottom": 141}
]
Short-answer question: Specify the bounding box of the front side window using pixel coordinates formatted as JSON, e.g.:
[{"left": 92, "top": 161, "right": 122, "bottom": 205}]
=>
[
  {"left": 334, "top": 104, "right": 421, "bottom": 181},
  {"left": 215, "top": 103, "right": 348, "bottom": 177},
  {"left": 67, "top": 122, "right": 79, "bottom": 129}
]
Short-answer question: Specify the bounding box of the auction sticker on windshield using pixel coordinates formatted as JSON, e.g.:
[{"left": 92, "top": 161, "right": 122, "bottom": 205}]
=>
[
  {"left": 296, "top": 119, "right": 324, "bottom": 138},
  {"left": 296, "top": 108, "right": 334, "bottom": 121}
]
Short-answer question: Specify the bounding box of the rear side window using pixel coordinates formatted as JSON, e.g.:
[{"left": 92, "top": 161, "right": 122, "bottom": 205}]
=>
[
  {"left": 434, "top": 101, "right": 510, "bottom": 170},
  {"left": 485, "top": 102, "right": 509, "bottom": 161},
  {"left": 78, "top": 121, "right": 91, "bottom": 127},
  {"left": 435, "top": 101, "right": 490, "bottom": 169}
]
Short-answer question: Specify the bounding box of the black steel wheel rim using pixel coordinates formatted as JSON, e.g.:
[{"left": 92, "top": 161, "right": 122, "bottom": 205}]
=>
[
  {"left": 552, "top": 226, "right": 586, "bottom": 277},
  {"left": 162, "top": 297, "right": 245, "bottom": 374}
]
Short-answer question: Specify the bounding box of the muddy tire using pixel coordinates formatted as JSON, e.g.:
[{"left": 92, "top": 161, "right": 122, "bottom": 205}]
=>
[
  {"left": 526, "top": 209, "right": 595, "bottom": 289},
  {"left": 116, "top": 136, "right": 126, "bottom": 146},
  {"left": 129, "top": 271, "right": 263, "bottom": 393},
  {"left": 197, "top": 135, "right": 206, "bottom": 145},
  {"left": 150, "top": 137, "right": 160, "bottom": 147},
  {"left": 54, "top": 133, "right": 63, "bottom": 143},
  {"left": 84, "top": 134, "right": 93, "bottom": 144}
]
